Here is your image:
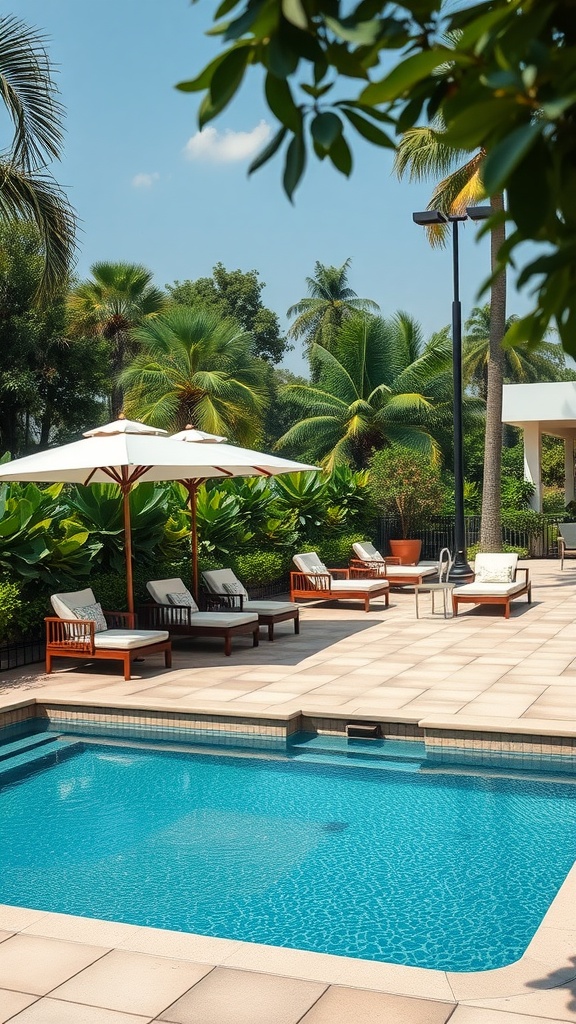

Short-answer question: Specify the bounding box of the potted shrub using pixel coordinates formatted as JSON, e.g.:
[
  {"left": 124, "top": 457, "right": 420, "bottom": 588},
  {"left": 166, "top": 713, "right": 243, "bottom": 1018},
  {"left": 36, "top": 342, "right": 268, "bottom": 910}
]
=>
[{"left": 368, "top": 447, "right": 447, "bottom": 564}]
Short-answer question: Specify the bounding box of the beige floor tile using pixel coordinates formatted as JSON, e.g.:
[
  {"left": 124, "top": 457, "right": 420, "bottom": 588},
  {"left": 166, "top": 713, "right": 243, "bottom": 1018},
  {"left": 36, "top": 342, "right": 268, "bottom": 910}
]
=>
[
  {"left": 0, "top": 905, "right": 47, "bottom": 933},
  {"left": 299, "top": 986, "right": 455, "bottom": 1023},
  {"left": 52, "top": 950, "right": 212, "bottom": 1016},
  {"left": 447, "top": 955, "right": 576, "bottom": 1002},
  {"left": 464, "top": 987, "right": 576, "bottom": 1022},
  {"left": 116, "top": 926, "right": 241, "bottom": 963},
  {"left": 7, "top": 996, "right": 152, "bottom": 1023},
  {"left": 159, "top": 967, "right": 326, "bottom": 1024},
  {"left": 22, "top": 912, "right": 137, "bottom": 947},
  {"left": 0, "top": 934, "right": 107, "bottom": 995},
  {"left": 450, "top": 1006, "right": 572, "bottom": 1024},
  {"left": 0, "top": 989, "right": 38, "bottom": 1023}
]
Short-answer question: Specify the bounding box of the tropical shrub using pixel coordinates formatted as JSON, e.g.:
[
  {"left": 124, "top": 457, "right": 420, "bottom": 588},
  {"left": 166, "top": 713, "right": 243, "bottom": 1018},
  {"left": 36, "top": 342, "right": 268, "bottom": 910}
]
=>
[
  {"left": 229, "top": 550, "right": 289, "bottom": 588},
  {"left": 316, "top": 532, "right": 366, "bottom": 568},
  {"left": 368, "top": 447, "right": 448, "bottom": 539},
  {"left": 543, "top": 488, "right": 568, "bottom": 515},
  {"left": 66, "top": 482, "right": 171, "bottom": 572},
  {"left": 467, "top": 543, "right": 529, "bottom": 561}
]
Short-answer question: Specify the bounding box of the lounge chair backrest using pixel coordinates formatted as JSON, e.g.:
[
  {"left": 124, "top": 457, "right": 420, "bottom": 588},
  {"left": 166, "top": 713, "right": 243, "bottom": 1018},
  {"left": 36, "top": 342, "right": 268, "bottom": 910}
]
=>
[
  {"left": 51, "top": 588, "right": 97, "bottom": 619},
  {"left": 202, "top": 568, "right": 248, "bottom": 601},
  {"left": 147, "top": 578, "right": 198, "bottom": 611},
  {"left": 293, "top": 552, "right": 329, "bottom": 575},
  {"left": 474, "top": 553, "right": 518, "bottom": 583},
  {"left": 353, "top": 541, "right": 384, "bottom": 563},
  {"left": 558, "top": 523, "right": 576, "bottom": 548}
]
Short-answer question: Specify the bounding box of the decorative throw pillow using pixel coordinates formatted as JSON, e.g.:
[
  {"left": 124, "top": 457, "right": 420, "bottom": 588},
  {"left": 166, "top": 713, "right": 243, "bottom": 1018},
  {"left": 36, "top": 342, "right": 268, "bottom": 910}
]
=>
[
  {"left": 475, "top": 565, "right": 514, "bottom": 584},
  {"left": 167, "top": 591, "right": 198, "bottom": 612},
  {"left": 73, "top": 602, "right": 108, "bottom": 632},
  {"left": 222, "top": 580, "right": 245, "bottom": 596},
  {"left": 309, "top": 563, "right": 329, "bottom": 575}
]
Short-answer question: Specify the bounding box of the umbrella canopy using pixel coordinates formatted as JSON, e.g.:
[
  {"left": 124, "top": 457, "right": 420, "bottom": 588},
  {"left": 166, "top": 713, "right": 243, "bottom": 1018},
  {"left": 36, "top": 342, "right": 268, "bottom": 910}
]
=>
[
  {"left": 0, "top": 419, "right": 268, "bottom": 612},
  {"left": 171, "top": 426, "right": 318, "bottom": 599}
]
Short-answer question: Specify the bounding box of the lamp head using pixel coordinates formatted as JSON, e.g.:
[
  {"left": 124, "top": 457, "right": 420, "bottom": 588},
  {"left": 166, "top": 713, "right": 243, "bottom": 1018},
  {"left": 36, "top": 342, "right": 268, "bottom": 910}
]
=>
[
  {"left": 466, "top": 205, "right": 492, "bottom": 221},
  {"left": 412, "top": 210, "right": 448, "bottom": 226}
]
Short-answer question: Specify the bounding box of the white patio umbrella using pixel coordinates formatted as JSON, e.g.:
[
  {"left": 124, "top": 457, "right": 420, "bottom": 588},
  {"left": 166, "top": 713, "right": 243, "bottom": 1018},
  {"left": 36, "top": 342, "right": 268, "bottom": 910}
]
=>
[
  {"left": 0, "top": 418, "right": 296, "bottom": 614},
  {"left": 0, "top": 418, "right": 318, "bottom": 610},
  {"left": 171, "top": 426, "right": 318, "bottom": 600}
]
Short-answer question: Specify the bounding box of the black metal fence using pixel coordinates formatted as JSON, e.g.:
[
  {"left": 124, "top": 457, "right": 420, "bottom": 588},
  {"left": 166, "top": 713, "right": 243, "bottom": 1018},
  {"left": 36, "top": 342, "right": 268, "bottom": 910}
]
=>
[
  {"left": 0, "top": 632, "right": 44, "bottom": 673},
  {"left": 375, "top": 514, "right": 563, "bottom": 560}
]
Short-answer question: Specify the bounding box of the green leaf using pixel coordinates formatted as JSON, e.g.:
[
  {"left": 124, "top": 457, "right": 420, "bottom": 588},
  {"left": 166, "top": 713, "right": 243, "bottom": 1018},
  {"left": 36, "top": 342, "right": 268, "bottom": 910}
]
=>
[
  {"left": 361, "top": 49, "right": 467, "bottom": 104},
  {"left": 443, "top": 100, "right": 518, "bottom": 148},
  {"left": 201, "top": 47, "right": 249, "bottom": 126},
  {"left": 324, "top": 15, "right": 381, "bottom": 46},
  {"left": 248, "top": 125, "right": 287, "bottom": 174},
  {"left": 310, "top": 111, "right": 343, "bottom": 150},
  {"left": 176, "top": 49, "right": 234, "bottom": 93},
  {"left": 283, "top": 132, "right": 306, "bottom": 200},
  {"left": 328, "top": 132, "right": 353, "bottom": 176},
  {"left": 340, "top": 108, "right": 394, "bottom": 147},
  {"left": 541, "top": 96, "right": 576, "bottom": 120},
  {"left": 266, "top": 33, "right": 299, "bottom": 78},
  {"left": 301, "top": 82, "right": 334, "bottom": 99},
  {"left": 482, "top": 121, "right": 543, "bottom": 195},
  {"left": 337, "top": 101, "right": 394, "bottom": 124},
  {"left": 216, "top": 0, "right": 241, "bottom": 18},
  {"left": 265, "top": 74, "right": 300, "bottom": 132},
  {"left": 282, "top": 0, "right": 308, "bottom": 30}
]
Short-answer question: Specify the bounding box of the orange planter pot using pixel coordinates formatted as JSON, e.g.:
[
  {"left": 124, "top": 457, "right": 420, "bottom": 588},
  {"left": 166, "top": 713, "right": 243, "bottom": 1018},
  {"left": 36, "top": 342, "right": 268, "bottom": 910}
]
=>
[{"left": 389, "top": 539, "right": 422, "bottom": 565}]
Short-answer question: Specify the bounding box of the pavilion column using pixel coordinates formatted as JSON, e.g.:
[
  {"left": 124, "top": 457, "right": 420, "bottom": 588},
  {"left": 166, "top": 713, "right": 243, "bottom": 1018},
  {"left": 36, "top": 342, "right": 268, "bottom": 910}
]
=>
[
  {"left": 565, "top": 436, "right": 575, "bottom": 505},
  {"left": 523, "top": 423, "right": 542, "bottom": 511}
]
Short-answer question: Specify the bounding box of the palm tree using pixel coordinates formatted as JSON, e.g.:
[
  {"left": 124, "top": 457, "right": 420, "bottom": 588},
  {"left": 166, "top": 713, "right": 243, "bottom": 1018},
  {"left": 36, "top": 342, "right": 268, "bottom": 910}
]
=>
[
  {"left": 0, "top": 15, "right": 76, "bottom": 298},
  {"left": 67, "top": 262, "right": 166, "bottom": 418},
  {"left": 395, "top": 125, "right": 506, "bottom": 552},
  {"left": 287, "top": 258, "right": 379, "bottom": 356},
  {"left": 120, "top": 305, "right": 268, "bottom": 444},
  {"left": 464, "top": 304, "right": 567, "bottom": 397},
  {"left": 276, "top": 311, "right": 479, "bottom": 470}
]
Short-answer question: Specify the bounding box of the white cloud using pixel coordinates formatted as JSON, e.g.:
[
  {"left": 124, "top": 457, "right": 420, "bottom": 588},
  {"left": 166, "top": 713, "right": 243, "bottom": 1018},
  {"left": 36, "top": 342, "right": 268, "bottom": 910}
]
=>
[
  {"left": 131, "top": 172, "right": 160, "bottom": 188},
  {"left": 183, "top": 120, "right": 271, "bottom": 164}
]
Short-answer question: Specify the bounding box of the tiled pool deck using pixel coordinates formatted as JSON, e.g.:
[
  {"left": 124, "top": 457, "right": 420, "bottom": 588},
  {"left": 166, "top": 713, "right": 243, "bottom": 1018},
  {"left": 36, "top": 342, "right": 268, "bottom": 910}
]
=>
[{"left": 1, "top": 558, "right": 576, "bottom": 1022}]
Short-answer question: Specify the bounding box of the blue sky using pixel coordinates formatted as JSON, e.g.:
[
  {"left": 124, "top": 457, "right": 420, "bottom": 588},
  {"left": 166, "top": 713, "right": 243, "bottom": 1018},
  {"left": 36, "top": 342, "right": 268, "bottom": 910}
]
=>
[{"left": 16, "top": 0, "right": 533, "bottom": 374}]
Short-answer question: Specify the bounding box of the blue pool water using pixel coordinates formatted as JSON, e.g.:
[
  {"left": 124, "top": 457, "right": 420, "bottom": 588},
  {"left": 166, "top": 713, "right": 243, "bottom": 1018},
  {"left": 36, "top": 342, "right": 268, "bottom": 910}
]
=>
[{"left": 1, "top": 725, "right": 575, "bottom": 971}]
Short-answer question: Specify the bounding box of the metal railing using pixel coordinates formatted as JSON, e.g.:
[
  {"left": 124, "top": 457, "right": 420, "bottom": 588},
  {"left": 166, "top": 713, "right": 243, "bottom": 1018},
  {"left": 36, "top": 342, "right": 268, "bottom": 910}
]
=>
[
  {"left": 375, "top": 515, "right": 563, "bottom": 560},
  {"left": 0, "top": 632, "right": 44, "bottom": 673}
]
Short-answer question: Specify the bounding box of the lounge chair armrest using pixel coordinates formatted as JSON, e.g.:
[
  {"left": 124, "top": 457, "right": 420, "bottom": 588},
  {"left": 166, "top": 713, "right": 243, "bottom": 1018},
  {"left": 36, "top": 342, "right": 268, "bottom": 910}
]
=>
[
  {"left": 138, "top": 602, "right": 195, "bottom": 629},
  {"left": 558, "top": 537, "right": 566, "bottom": 552},
  {"left": 45, "top": 616, "right": 95, "bottom": 653},
  {"left": 515, "top": 567, "right": 530, "bottom": 584},
  {"left": 349, "top": 558, "right": 386, "bottom": 578},
  {"left": 205, "top": 592, "right": 244, "bottom": 611},
  {"left": 329, "top": 567, "right": 350, "bottom": 578},
  {"left": 290, "top": 570, "right": 332, "bottom": 592},
  {"left": 104, "top": 610, "right": 136, "bottom": 629}
]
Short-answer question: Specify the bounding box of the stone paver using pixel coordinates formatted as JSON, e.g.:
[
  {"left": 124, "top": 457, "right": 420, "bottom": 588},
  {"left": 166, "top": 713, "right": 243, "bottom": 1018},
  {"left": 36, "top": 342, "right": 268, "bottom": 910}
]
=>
[{"left": 158, "top": 967, "right": 327, "bottom": 1024}]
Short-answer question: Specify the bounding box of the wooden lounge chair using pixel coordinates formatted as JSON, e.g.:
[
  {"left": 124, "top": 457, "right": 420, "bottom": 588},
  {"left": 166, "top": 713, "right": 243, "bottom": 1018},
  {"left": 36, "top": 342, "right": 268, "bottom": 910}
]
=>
[
  {"left": 558, "top": 523, "right": 576, "bottom": 569},
  {"left": 46, "top": 588, "right": 171, "bottom": 681},
  {"left": 290, "top": 552, "right": 389, "bottom": 612},
  {"left": 142, "top": 578, "right": 259, "bottom": 656},
  {"left": 202, "top": 568, "right": 300, "bottom": 641},
  {"left": 452, "top": 554, "right": 531, "bottom": 619},
  {"left": 351, "top": 541, "right": 437, "bottom": 587}
]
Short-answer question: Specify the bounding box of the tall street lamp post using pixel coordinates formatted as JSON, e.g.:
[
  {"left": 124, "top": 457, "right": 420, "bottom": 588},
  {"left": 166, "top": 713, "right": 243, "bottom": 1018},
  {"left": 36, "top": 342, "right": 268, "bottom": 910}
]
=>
[{"left": 412, "top": 205, "right": 492, "bottom": 582}]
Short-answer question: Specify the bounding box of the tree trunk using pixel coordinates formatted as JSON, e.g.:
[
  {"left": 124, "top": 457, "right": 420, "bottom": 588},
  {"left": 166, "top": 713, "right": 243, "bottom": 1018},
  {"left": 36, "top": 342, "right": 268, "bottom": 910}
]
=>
[{"left": 479, "top": 193, "right": 506, "bottom": 551}]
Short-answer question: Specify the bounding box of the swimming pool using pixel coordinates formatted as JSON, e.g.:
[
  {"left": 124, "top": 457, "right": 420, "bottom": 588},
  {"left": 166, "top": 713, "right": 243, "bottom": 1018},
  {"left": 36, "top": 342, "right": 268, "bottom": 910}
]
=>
[{"left": 1, "top": 722, "right": 575, "bottom": 972}]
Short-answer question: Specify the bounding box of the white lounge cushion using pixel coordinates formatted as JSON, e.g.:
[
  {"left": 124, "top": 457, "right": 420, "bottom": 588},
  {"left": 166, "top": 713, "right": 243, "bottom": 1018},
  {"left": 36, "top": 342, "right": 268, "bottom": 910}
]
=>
[
  {"left": 147, "top": 578, "right": 198, "bottom": 612},
  {"left": 93, "top": 629, "right": 169, "bottom": 650},
  {"left": 353, "top": 541, "right": 384, "bottom": 562},
  {"left": 455, "top": 581, "right": 526, "bottom": 597},
  {"left": 330, "top": 579, "right": 389, "bottom": 593},
  {"left": 186, "top": 612, "right": 258, "bottom": 627},
  {"left": 473, "top": 553, "right": 518, "bottom": 584},
  {"left": 202, "top": 569, "right": 249, "bottom": 601},
  {"left": 384, "top": 565, "right": 437, "bottom": 578},
  {"left": 243, "top": 600, "right": 298, "bottom": 614},
  {"left": 51, "top": 588, "right": 97, "bottom": 619}
]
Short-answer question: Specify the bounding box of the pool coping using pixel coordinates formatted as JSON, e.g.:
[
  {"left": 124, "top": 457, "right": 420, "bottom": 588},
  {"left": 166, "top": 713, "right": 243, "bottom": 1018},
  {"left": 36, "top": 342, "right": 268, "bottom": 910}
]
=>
[{"left": 1, "top": 693, "right": 576, "bottom": 1009}]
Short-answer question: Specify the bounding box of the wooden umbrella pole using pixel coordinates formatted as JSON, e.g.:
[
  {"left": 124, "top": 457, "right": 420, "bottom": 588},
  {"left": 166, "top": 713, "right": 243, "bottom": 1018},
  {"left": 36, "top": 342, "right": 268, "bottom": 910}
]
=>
[{"left": 121, "top": 469, "right": 135, "bottom": 617}]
